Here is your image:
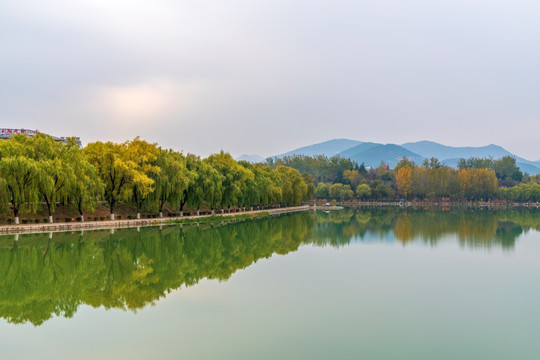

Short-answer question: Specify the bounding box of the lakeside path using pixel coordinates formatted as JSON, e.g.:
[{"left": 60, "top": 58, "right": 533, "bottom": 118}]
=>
[{"left": 0, "top": 205, "right": 312, "bottom": 235}]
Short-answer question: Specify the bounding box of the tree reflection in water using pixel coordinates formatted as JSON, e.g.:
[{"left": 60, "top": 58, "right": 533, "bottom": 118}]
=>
[{"left": 1, "top": 208, "right": 539, "bottom": 326}]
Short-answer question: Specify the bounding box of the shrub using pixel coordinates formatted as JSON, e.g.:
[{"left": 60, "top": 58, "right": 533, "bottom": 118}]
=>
[
  {"left": 94, "top": 217, "right": 99, "bottom": 221},
  {"left": 35, "top": 219, "right": 40, "bottom": 223},
  {"left": 117, "top": 215, "right": 122, "bottom": 220},
  {"left": 22, "top": 219, "right": 29, "bottom": 224},
  {"left": 100, "top": 217, "right": 105, "bottom": 221},
  {"left": 65, "top": 217, "right": 71, "bottom": 222},
  {"left": 55, "top": 217, "right": 60, "bottom": 222},
  {"left": 76, "top": 217, "right": 82, "bottom": 222},
  {"left": 127, "top": 215, "right": 133, "bottom": 219},
  {"left": 7, "top": 218, "right": 13, "bottom": 224},
  {"left": 43, "top": 219, "right": 48, "bottom": 223}
]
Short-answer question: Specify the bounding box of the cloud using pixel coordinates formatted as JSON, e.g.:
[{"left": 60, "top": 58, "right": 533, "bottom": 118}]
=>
[
  {"left": 0, "top": 0, "right": 539, "bottom": 158},
  {"left": 99, "top": 81, "right": 181, "bottom": 123}
]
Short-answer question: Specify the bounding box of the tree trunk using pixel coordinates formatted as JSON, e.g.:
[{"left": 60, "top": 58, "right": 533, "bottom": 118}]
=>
[
  {"left": 13, "top": 205, "right": 19, "bottom": 225},
  {"left": 78, "top": 201, "right": 84, "bottom": 222},
  {"left": 159, "top": 212, "right": 163, "bottom": 218},
  {"left": 180, "top": 211, "right": 183, "bottom": 217},
  {"left": 137, "top": 213, "right": 141, "bottom": 219},
  {"left": 159, "top": 196, "right": 166, "bottom": 214},
  {"left": 49, "top": 216, "right": 53, "bottom": 223},
  {"left": 109, "top": 199, "right": 115, "bottom": 220}
]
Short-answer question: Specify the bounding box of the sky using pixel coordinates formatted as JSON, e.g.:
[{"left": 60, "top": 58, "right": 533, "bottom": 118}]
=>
[{"left": 1, "top": 0, "right": 539, "bottom": 160}]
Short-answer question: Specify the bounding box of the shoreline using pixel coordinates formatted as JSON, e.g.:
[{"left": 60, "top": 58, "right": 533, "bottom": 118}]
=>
[
  {"left": 0, "top": 205, "right": 311, "bottom": 235},
  {"left": 326, "top": 201, "right": 540, "bottom": 208},
  {"left": 3, "top": 200, "right": 539, "bottom": 235}
]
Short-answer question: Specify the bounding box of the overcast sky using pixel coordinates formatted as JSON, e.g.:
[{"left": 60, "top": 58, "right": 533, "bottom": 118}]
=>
[{"left": 1, "top": 0, "right": 539, "bottom": 159}]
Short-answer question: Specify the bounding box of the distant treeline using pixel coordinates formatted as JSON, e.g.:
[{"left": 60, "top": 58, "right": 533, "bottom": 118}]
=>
[
  {"left": 0, "top": 134, "right": 314, "bottom": 223},
  {"left": 270, "top": 154, "right": 540, "bottom": 202}
]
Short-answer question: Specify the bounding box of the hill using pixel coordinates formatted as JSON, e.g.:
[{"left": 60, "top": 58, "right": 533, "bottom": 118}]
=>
[
  {"left": 271, "top": 139, "right": 540, "bottom": 174},
  {"left": 401, "top": 141, "right": 513, "bottom": 160},
  {"left": 341, "top": 144, "right": 424, "bottom": 168},
  {"left": 339, "top": 142, "right": 381, "bottom": 159},
  {"left": 276, "top": 139, "right": 362, "bottom": 158},
  {"left": 236, "top": 154, "right": 266, "bottom": 163}
]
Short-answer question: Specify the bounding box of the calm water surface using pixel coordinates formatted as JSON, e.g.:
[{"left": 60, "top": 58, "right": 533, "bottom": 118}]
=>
[{"left": 0, "top": 208, "right": 539, "bottom": 360}]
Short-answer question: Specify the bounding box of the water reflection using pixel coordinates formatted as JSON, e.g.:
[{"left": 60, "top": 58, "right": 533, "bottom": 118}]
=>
[
  {"left": 312, "top": 207, "right": 540, "bottom": 249},
  {"left": 1, "top": 208, "right": 539, "bottom": 326}
]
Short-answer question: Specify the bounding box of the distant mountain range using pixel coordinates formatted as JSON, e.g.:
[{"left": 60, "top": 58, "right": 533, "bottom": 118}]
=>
[
  {"left": 236, "top": 154, "right": 266, "bottom": 163},
  {"left": 236, "top": 139, "right": 540, "bottom": 174},
  {"left": 277, "top": 138, "right": 362, "bottom": 157}
]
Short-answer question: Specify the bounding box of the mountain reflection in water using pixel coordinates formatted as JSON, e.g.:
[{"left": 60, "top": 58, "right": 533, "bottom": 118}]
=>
[{"left": 1, "top": 208, "right": 539, "bottom": 326}]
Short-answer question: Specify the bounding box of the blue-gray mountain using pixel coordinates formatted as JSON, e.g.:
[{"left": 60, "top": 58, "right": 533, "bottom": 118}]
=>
[
  {"left": 243, "top": 139, "right": 540, "bottom": 174},
  {"left": 340, "top": 143, "right": 424, "bottom": 168},
  {"left": 237, "top": 154, "right": 266, "bottom": 163},
  {"left": 276, "top": 139, "right": 362, "bottom": 158}
]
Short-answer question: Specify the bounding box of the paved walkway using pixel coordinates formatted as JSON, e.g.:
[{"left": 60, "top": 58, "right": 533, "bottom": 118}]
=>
[{"left": 0, "top": 205, "right": 310, "bottom": 235}]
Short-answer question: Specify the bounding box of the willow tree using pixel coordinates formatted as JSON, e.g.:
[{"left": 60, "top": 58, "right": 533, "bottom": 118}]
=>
[
  {"left": 276, "top": 165, "right": 308, "bottom": 206},
  {"left": 239, "top": 162, "right": 283, "bottom": 209},
  {"left": 302, "top": 173, "right": 315, "bottom": 200},
  {"left": 206, "top": 151, "right": 253, "bottom": 212},
  {"left": 0, "top": 135, "right": 40, "bottom": 224},
  {"left": 65, "top": 139, "right": 103, "bottom": 221},
  {"left": 260, "top": 166, "right": 283, "bottom": 206},
  {"left": 186, "top": 157, "right": 222, "bottom": 215},
  {"left": 31, "top": 133, "right": 77, "bottom": 223},
  {"left": 238, "top": 161, "right": 260, "bottom": 209},
  {"left": 151, "top": 149, "right": 195, "bottom": 217},
  {"left": 85, "top": 141, "right": 136, "bottom": 220},
  {"left": 127, "top": 138, "right": 160, "bottom": 219}
]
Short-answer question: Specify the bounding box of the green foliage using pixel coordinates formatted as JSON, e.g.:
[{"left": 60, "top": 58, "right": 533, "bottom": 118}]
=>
[
  {"left": 316, "top": 182, "right": 329, "bottom": 199},
  {"left": 268, "top": 154, "right": 358, "bottom": 184},
  {"left": 85, "top": 141, "right": 134, "bottom": 216},
  {"left": 185, "top": 154, "right": 222, "bottom": 211},
  {"left": 66, "top": 138, "right": 104, "bottom": 216},
  {"left": 458, "top": 156, "right": 523, "bottom": 185},
  {"left": 0, "top": 135, "right": 40, "bottom": 218},
  {"left": 329, "top": 183, "right": 354, "bottom": 201},
  {"left": 3, "top": 132, "right": 540, "bottom": 224},
  {"left": 207, "top": 151, "right": 253, "bottom": 208},
  {"left": 356, "top": 184, "right": 371, "bottom": 200},
  {"left": 151, "top": 149, "right": 195, "bottom": 213},
  {"left": 126, "top": 138, "right": 160, "bottom": 214},
  {"left": 276, "top": 165, "right": 308, "bottom": 205}
]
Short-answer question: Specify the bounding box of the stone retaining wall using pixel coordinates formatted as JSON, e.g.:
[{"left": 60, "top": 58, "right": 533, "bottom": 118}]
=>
[{"left": 0, "top": 205, "right": 310, "bottom": 235}]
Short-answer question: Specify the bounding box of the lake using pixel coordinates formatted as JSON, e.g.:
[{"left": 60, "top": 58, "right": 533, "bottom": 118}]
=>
[{"left": 0, "top": 208, "right": 539, "bottom": 359}]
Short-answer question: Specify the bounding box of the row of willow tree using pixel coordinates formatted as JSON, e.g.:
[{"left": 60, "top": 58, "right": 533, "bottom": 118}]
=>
[
  {"left": 277, "top": 155, "right": 540, "bottom": 202},
  {"left": 0, "top": 134, "right": 314, "bottom": 224}
]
